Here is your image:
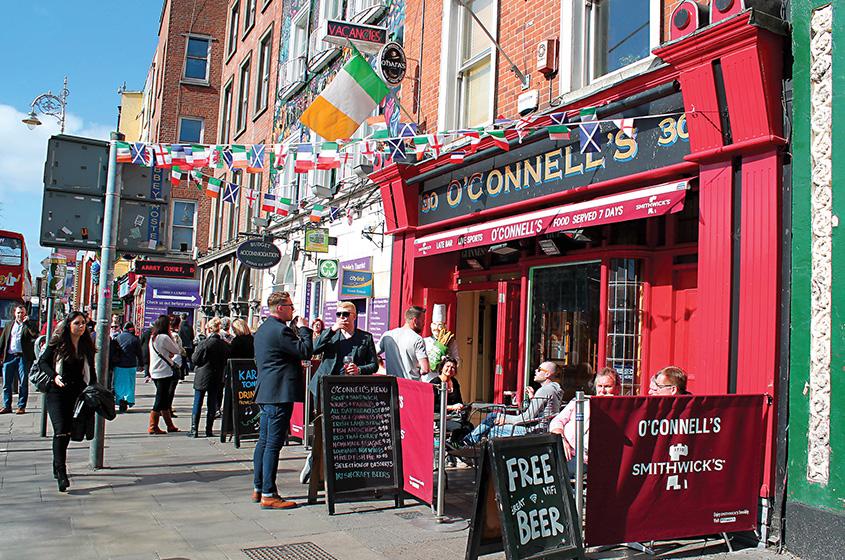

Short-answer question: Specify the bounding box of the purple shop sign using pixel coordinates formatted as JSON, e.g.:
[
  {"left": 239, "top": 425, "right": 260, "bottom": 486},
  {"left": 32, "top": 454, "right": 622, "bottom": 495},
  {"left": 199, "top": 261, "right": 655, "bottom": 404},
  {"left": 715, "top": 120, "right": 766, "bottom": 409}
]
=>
[
  {"left": 368, "top": 297, "right": 390, "bottom": 341},
  {"left": 143, "top": 277, "right": 200, "bottom": 323},
  {"left": 338, "top": 256, "right": 371, "bottom": 273}
]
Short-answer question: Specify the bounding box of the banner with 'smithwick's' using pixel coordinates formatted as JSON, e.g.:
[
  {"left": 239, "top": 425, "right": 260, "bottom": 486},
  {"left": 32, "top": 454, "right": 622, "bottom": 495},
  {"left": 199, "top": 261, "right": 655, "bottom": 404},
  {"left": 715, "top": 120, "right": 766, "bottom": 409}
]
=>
[{"left": 585, "top": 394, "right": 766, "bottom": 546}]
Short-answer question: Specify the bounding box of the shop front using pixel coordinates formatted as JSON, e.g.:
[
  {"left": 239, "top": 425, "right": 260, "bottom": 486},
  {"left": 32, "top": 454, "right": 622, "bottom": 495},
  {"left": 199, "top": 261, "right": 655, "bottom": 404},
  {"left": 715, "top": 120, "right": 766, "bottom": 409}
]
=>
[{"left": 372, "top": 8, "right": 786, "bottom": 493}]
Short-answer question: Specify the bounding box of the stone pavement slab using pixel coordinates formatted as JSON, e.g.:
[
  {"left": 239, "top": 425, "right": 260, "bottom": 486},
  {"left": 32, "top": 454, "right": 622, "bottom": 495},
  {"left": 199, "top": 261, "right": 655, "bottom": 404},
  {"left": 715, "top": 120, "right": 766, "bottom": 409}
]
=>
[{"left": 0, "top": 372, "right": 799, "bottom": 560}]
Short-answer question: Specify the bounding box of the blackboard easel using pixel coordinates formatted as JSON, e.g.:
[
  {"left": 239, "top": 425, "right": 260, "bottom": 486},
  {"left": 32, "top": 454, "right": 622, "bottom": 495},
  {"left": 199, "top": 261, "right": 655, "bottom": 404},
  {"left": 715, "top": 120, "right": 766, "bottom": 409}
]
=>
[
  {"left": 220, "top": 359, "right": 261, "bottom": 448},
  {"left": 466, "top": 435, "right": 586, "bottom": 560},
  {"left": 318, "top": 375, "right": 404, "bottom": 514}
]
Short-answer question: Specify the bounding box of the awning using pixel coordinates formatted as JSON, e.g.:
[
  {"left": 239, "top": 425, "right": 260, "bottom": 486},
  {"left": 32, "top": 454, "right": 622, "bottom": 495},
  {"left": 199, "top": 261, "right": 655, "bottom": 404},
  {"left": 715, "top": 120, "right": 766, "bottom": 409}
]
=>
[{"left": 413, "top": 179, "right": 690, "bottom": 258}]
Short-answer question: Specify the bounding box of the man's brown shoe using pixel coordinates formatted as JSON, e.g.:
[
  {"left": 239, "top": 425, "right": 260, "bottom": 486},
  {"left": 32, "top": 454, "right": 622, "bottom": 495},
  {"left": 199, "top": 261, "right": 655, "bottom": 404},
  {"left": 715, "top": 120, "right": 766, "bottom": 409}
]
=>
[
  {"left": 15, "top": 408, "right": 25, "bottom": 414},
  {"left": 0, "top": 408, "right": 11, "bottom": 414},
  {"left": 260, "top": 496, "right": 297, "bottom": 510},
  {"left": 254, "top": 491, "right": 279, "bottom": 503}
]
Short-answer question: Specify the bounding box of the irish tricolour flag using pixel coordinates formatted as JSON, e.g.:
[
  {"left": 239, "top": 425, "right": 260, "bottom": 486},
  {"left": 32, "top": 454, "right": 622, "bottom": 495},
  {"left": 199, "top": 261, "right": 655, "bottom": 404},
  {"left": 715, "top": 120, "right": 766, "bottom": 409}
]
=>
[{"left": 300, "top": 54, "right": 389, "bottom": 141}]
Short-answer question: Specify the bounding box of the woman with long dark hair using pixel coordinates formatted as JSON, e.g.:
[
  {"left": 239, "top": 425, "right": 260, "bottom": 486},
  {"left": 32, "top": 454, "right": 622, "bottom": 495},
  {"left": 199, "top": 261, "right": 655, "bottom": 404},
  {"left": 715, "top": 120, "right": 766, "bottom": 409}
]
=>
[
  {"left": 148, "top": 314, "right": 181, "bottom": 434},
  {"left": 38, "top": 310, "right": 97, "bottom": 492}
]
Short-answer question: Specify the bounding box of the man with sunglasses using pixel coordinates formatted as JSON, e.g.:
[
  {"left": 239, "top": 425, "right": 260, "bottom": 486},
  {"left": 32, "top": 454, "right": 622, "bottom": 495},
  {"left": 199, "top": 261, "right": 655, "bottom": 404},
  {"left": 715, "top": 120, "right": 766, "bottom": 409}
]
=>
[
  {"left": 299, "top": 301, "right": 379, "bottom": 484},
  {"left": 648, "top": 366, "right": 689, "bottom": 396},
  {"left": 460, "top": 361, "right": 563, "bottom": 445},
  {"left": 252, "top": 291, "right": 312, "bottom": 510}
]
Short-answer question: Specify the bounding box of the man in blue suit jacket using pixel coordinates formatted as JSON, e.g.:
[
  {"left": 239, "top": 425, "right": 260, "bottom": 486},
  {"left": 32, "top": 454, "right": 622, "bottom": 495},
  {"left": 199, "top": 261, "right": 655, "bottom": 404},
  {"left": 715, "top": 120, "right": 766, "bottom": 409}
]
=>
[{"left": 252, "top": 291, "right": 312, "bottom": 509}]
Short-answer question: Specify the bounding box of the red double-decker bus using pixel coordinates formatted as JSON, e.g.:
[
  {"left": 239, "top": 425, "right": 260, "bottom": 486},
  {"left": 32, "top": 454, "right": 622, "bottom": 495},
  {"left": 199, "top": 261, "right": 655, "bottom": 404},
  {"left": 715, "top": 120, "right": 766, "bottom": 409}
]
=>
[{"left": 0, "top": 230, "right": 32, "bottom": 328}]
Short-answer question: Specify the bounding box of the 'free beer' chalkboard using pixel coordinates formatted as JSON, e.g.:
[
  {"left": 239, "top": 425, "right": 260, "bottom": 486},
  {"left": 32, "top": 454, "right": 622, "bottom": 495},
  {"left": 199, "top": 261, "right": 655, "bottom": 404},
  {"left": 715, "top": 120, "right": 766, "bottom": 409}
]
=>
[
  {"left": 221, "top": 359, "right": 261, "bottom": 447},
  {"left": 466, "top": 434, "right": 586, "bottom": 560},
  {"left": 320, "top": 375, "right": 403, "bottom": 514}
]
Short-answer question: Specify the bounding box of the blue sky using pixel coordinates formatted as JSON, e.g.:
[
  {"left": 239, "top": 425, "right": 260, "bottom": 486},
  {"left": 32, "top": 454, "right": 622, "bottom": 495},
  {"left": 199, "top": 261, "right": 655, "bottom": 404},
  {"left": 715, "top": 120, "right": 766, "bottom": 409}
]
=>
[{"left": 0, "top": 2, "right": 162, "bottom": 277}]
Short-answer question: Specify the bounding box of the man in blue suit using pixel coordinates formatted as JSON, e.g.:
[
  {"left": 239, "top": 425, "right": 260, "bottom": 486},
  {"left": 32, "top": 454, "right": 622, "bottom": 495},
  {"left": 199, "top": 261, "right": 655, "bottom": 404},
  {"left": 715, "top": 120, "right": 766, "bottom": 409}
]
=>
[{"left": 252, "top": 291, "right": 312, "bottom": 509}]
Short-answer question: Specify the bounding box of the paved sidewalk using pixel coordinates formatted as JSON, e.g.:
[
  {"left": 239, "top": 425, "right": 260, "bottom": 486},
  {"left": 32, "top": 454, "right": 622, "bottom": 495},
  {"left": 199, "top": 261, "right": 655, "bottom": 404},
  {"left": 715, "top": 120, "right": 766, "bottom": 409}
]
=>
[{"left": 0, "top": 374, "right": 799, "bottom": 560}]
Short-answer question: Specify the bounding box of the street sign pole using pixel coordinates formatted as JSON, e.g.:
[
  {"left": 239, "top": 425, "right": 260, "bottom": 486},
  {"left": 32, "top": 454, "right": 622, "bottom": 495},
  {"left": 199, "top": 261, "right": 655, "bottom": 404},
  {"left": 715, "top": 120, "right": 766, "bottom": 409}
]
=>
[
  {"left": 90, "top": 132, "right": 123, "bottom": 469},
  {"left": 41, "top": 254, "right": 67, "bottom": 437}
]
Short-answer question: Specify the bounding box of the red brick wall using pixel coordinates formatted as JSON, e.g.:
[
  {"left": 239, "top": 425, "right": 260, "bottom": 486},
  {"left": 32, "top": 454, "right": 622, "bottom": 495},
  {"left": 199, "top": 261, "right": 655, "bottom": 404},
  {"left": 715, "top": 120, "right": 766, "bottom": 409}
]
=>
[
  {"left": 401, "top": 0, "right": 679, "bottom": 127},
  {"left": 147, "top": 0, "right": 227, "bottom": 252},
  {"left": 210, "top": 0, "right": 282, "bottom": 248}
]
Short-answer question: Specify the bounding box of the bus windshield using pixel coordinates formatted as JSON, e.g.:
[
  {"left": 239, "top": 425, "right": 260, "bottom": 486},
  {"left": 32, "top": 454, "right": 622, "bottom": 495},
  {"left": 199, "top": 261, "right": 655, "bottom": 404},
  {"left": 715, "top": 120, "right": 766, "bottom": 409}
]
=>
[{"left": 0, "top": 236, "right": 23, "bottom": 266}]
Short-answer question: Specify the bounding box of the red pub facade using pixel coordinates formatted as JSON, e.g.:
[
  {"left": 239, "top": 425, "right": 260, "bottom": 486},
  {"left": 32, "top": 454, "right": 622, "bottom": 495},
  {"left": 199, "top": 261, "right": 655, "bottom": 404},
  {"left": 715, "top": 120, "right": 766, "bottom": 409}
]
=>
[{"left": 371, "top": 1, "right": 788, "bottom": 514}]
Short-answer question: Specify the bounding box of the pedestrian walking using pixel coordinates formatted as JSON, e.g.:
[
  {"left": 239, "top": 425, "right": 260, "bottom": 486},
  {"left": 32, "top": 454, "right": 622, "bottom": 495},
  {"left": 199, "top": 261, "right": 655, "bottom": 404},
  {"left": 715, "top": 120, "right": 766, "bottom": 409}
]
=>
[
  {"left": 1, "top": 304, "right": 38, "bottom": 414},
  {"left": 37, "top": 310, "right": 97, "bottom": 492}
]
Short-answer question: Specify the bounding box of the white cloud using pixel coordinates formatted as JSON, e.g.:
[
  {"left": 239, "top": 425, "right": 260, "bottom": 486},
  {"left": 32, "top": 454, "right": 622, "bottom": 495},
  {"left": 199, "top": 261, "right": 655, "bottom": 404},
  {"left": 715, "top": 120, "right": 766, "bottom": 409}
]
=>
[
  {"left": 0, "top": 104, "right": 112, "bottom": 199},
  {"left": 0, "top": 104, "right": 113, "bottom": 276}
]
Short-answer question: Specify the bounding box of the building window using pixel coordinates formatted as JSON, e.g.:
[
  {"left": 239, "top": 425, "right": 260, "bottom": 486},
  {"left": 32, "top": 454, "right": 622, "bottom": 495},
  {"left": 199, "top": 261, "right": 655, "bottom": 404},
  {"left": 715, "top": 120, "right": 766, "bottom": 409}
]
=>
[
  {"left": 178, "top": 117, "right": 204, "bottom": 143},
  {"left": 171, "top": 200, "right": 197, "bottom": 252},
  {"left": 604, "top": 258, "right": 644, "bottom": 395},
  {"left": 227, "top": 1, "right": 240, "bottom": 57},
  {"left": 183, "top": 36, "right": 211, "bottom": 83},
  {"left": 287, "top": 10, "right": 309, "bottom": 84},
  {"left": 439, "top": 0, "right": 495, "bottom": 130},
  {"left": 256, "top": 28, "right": 273, "bottom": 113},
  {"left": 590, "top": 0, "right": 652, "bottom": 79},
  {"left": 220, "top": 80, "right": 233, "bottom": 143},
  {"left": 459, "top": 0, "right": 494, "bottom": 128},
  {"left": 236, "top": 55, "right": 251, "bottom": 133},
  {"left": 560, "top": 0, "right": 659, "bottom": 91},
  {"left": 243, "top": 0, "right": 256, "bottom": 36}
]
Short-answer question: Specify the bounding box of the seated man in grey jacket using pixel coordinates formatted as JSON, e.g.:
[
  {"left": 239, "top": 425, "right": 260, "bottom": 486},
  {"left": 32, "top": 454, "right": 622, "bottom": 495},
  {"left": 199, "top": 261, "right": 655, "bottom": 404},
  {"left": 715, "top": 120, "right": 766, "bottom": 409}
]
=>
[{"left": 461, "top": 361, "right": 562, "bottom": 445}]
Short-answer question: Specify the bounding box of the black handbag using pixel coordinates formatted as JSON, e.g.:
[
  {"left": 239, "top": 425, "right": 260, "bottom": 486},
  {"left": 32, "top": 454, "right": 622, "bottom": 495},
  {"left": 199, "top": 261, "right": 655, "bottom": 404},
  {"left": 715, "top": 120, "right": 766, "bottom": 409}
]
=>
[{"left": 29, "top": 361, "right": 53, "bottom": 393}]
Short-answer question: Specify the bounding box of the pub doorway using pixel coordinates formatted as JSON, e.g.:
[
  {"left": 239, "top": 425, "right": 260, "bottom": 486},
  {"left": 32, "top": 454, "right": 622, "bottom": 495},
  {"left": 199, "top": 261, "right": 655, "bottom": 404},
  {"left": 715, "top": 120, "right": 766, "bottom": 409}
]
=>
[{"left": 455, "top": 289, "right": 498, "bottom": 404}]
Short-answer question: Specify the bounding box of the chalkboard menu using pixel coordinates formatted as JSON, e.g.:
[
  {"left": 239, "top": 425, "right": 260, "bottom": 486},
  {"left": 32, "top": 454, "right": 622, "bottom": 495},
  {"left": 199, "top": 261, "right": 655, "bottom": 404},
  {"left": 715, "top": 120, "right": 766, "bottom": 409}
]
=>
[
  {"left": 466, "top": 435, "right": 586, "bottom": 560},
  {"left": 221, "top": 359, "right": 261, "bottom": 447},
  {"left": 320, "top": 375, "right": 403, "bottom": 514}
]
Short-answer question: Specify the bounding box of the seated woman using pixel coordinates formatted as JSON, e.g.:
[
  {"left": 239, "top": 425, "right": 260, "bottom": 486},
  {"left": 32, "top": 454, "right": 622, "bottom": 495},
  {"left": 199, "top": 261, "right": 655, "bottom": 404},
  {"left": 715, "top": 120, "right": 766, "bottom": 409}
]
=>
[{"left": 430, "top": 357, "right": 472, "bottom": 444}]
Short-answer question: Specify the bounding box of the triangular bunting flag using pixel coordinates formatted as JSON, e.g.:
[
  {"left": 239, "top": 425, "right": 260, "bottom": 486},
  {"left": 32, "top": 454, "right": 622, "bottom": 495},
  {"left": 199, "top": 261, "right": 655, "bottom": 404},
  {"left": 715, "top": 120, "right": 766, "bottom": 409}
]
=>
[
  {"left": 426, "top": 134, "right": 445, "bottom": 158},
  {"left": 222, "top": 182, "right": 240, "bottom": 204},
  {"left": 310, "top": 204, "right": 325, "bottom": 222},
  {"left": 548, "top": 125, "right": 571, "bottom": 141},
  {"left": 247, "top": 145, "right": 265, "bottom": 173},
  {"left": 262, "top": 192, "right": 277, "bottom": 213},
  {"left": 277, "top": 197, "right": 292, "bottom": 216},
  {"left": 317, "top": 142, "right": 341, "bottom": 169},
  {"left": 130, "top": 143, "right": 149, "bottom": 166},
  {"left": 116, "top": 141, "right": 132, "bottom": 163},
  {"left": 206, "top": 176, "right": 223, "bottom": 198},
  {"left": 386, "top": 138, "right": 406, "bottom": 161},
  {"left": 612, "top": 118, "right": 636, "bottom": 139},
  {"left": 450, "top": 151, "right": 466, "bottom": 163},
  {"left": 579, "top": 121, "right": 601, "bottom": 153},
  {"left": 171, "top": 166, "right": 183, "bottom": 186},
  {"left": 487, "top": 130, "right": 510, "bottom": 151},
  {"left": 243, "top": 187, "right": 258, "bottom": 207},
  {"left": 231, "top": 145, "right": 248, "bottom": 169},
  {"left": 191, "top": 145, "right": 209, "bottom": 168},
  {"left": 294, "top": 144, "right": 315, "bottom": 173}
]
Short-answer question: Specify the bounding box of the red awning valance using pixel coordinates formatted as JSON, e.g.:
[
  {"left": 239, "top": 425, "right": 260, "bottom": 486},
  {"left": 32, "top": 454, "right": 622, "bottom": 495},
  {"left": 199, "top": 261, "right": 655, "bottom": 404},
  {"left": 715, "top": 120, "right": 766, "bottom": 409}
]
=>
[{"left": 413, "top": 179, "right": 690, "bottom": 257}]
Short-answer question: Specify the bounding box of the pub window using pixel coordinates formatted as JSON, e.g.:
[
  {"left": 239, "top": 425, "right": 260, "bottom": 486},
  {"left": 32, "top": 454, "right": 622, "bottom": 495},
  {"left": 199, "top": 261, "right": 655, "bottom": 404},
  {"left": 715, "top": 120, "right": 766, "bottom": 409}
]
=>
[
  {"left": 243, "top": 0, "right": 257, "bottom": 37},
  {"left": 220, "top": 79, "right": 234, "bottom": 143},
  {"left": 604, "top": 258, "right": 644, "bottom": 395},
  {"left": 528, "top": 261, "right": 601, "bottom": 404},
  {"left": 177, "top": 116, "right": 204, "bottom": 144},
  {"left": 236, "top": 54, "right": 252, "bottom": 133},
  {"left": 458, "top": 0, "right": 495, "bottom": 128},
  {"left": 286, "top": 10, "right": 309, "bottom": 84},
  {"left": 183, "top": 36, "right": 211, "bottom": 84},
  {"left": 255, "top": 27, "right": 273, "bottom": 113}
]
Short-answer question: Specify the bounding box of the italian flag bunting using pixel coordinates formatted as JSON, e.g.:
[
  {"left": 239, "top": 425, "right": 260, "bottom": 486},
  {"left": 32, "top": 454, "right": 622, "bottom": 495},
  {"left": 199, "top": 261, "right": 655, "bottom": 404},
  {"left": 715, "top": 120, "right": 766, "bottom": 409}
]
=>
[
  {"left": 310, "top": 204, "right": 324, "bottom": 222},
  {"left": 487, "top": 130, "right": 510, "bottom": 151}
]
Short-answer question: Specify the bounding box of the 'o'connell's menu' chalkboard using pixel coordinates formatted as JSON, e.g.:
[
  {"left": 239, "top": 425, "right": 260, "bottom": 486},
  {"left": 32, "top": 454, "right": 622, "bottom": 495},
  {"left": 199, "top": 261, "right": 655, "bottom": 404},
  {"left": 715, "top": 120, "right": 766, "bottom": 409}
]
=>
[
  {"left": 222, "top": 359, "right": 261, "bottom": 447},
  {"left": 466, "top": 434, "right": 586, "bottom": 560},
  {"left": 321, "top": 375, "right": 403, "bottom": 514}
]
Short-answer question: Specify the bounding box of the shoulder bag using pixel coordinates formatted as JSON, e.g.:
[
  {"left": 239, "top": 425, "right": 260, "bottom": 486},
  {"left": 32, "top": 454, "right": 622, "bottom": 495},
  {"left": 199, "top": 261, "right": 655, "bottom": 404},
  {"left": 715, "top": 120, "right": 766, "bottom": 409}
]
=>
[{"left": 153, "top": 336, "right": 182, "bottom": 379}]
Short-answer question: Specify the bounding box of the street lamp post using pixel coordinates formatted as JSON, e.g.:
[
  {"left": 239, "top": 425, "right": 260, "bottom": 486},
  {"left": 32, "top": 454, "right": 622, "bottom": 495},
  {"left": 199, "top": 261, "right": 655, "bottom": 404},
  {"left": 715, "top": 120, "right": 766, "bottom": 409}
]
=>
[{"left": 22, "top": 76, "right": 70, "bottom": 133}]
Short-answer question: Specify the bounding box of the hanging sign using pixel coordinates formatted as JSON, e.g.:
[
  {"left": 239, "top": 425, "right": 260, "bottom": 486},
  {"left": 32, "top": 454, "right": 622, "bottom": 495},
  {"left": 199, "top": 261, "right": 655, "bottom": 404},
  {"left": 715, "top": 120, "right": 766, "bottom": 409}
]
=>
[
  {"left": 318, "top": 259, "right": 339, "bottom": 279},
  {"left": 237, "top": 239, "right": 282, "bottom": 269},
  {"left": 339, "top": 268, "right": 374, "bottom": 298},
  {"left": 376, "top": 42, "right": 407, "bottom": 85},
  {"left": 304, "top": 228, "right": 330, "bottom": 253}
]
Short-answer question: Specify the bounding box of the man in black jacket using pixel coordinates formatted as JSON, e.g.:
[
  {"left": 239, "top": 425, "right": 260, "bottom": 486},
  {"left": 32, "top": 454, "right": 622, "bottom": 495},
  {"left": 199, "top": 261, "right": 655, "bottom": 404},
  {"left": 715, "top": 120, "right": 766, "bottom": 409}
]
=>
[
  {"left": 179, "top": 313, "right": 195, "bottom": 371},
  {"left": 252, "top": 291, "right": 312, "bottom": 510},
  {"left": 1, "top": 304, "right": 38, "bottom": 414}
]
